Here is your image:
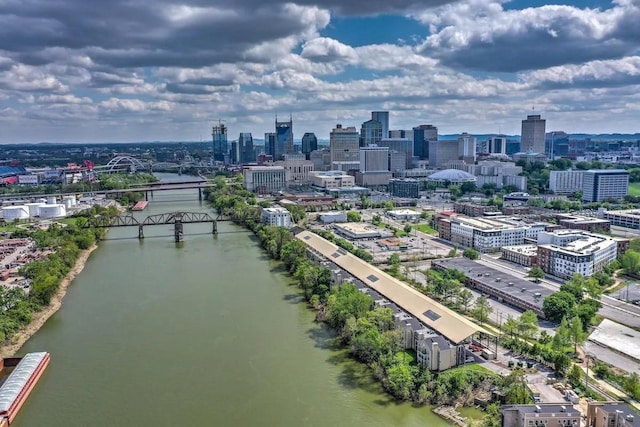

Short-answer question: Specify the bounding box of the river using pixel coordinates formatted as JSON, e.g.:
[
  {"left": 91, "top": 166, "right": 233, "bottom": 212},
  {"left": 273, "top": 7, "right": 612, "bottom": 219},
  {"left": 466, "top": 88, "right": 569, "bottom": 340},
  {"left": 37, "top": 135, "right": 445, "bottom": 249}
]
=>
[{"left": 13, "top": 174, "right": 450, "bottom": 427}]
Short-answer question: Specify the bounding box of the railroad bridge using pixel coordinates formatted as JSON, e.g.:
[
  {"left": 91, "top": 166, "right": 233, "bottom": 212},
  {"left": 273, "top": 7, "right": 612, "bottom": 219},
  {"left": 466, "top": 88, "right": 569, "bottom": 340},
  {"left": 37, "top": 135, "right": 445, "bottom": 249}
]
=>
[{"left": 88, "top": 211, "right": 229, "bottom": 242}]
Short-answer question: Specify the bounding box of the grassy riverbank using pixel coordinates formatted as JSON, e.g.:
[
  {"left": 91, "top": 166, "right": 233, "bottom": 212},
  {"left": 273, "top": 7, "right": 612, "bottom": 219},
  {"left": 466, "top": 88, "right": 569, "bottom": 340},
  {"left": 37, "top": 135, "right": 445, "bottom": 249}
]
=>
[{"left": 0, "top": 205, "right": 120, "bottom": 357}]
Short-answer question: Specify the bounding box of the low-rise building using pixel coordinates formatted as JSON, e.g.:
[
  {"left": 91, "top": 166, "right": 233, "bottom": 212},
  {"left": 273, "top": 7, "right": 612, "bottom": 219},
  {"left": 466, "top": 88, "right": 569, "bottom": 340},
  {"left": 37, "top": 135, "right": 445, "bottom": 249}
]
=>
[
  {"left": 453, "top": 202, "right": 498, "bottom": 217},
  {"left": 386, "top": 209, "right": 421, "bottom": 221},
  {"left": 501, "top": 245, "right": 538, "bottom": 267},
  {"left": 309, "top": 170, "right": 355, "bottom": 189},
  {"left": 243, "top": 166, "right": 288, "bottom": 194},
  {"left": 333, "top": 223, "right": 387, "bottom": 240},
  {"left": 260, "top": 206, "right": 292, "bottom": 227},
  {"left": 556, "top": 213, "right": 611, "bottom": 233},
  {"left": 318, "top": 211, "right": 347, "bottom": 223},
  {"left": 442, "top": 215, "right": 546, "bottom": 253},
  {"left": 587, "top": 401, "right": 639, "bottom": 427},
  {"left": 601, "top": 209, "right": 640, "bottom": 229},
  {"left": 432, "top": 258, "right": 553, "bottom": 317},
  {"left": 388, "top": 178, "right": 420, "bottom": 198},
  {"left": 274, "top": 159, "right": 314, "bottom": 186},
  {"left": 501, "top": 404, "right": 580, "bottom": 427},
  {"left": 537, "top": 230, "right": 621, "bottom": 279}
]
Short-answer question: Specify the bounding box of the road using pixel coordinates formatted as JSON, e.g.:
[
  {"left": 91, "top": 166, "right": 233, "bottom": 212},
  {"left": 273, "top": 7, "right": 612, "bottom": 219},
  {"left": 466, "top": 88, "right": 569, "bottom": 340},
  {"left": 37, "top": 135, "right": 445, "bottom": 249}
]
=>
[{"left": 478, "top": 254, "right": 640, "bottom": 330}]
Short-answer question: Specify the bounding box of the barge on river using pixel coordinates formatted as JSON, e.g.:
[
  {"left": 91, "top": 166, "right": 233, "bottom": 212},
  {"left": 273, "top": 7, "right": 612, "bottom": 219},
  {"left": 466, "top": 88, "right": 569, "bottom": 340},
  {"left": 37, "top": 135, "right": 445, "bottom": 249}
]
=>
[{"left": 0, "top": 352, "right": 50, "bottom": 425}]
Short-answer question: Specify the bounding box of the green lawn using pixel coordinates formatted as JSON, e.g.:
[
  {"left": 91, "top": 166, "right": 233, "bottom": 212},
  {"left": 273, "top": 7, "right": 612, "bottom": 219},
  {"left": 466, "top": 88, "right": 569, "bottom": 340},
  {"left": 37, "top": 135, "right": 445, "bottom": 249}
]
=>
[
  {"left": 413, "top": 223, "right": 438, "bottom": 235},
  {"left": 628, "top": 182, "right": 640, "bottom": 196}
]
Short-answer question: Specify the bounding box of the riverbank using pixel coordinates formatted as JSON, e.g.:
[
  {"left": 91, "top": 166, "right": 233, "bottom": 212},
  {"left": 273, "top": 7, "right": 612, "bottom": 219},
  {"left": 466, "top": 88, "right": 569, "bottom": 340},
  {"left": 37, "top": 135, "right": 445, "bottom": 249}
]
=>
[{"left": 0, "top": 243, "right": 99, "bottom": 359}]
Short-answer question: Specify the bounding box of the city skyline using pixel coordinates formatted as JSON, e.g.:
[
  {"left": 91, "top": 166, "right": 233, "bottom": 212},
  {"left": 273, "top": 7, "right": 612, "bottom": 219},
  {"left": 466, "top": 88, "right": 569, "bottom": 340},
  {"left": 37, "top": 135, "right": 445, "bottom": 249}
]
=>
[{"left": 1, "top": 0, "right": 640, "bottom": 143}]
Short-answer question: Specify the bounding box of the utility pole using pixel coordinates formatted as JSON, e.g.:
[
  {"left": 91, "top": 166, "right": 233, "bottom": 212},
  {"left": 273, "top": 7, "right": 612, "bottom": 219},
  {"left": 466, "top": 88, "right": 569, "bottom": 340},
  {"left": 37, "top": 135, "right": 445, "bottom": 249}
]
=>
[{"left": 585, "top": 356, "right": 590, "bottom": 394}]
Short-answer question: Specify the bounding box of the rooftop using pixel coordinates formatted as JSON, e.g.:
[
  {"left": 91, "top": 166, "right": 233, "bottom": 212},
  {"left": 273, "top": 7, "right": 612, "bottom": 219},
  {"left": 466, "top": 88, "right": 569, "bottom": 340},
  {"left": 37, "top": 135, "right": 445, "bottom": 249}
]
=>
[
  {"left": 296, "top": 230, "right": 489, "bottom": 343},
  {"left": 428, "top": 169, "right": 477, "bottom": 182},
  {"left": 502, "top": 245, "right": 538, "bottom": 256},
  {"left": 588, "top": 319, "right": 640, "bottom": 362},
  {"left": 432, "top": 258, "right": 553, "bottom": 311},
  {"left": 503, "top": 404, "right": 579, "bottom": 416},
  {"left": 334, "top": 223, "right": 382, "bottom": 235}
]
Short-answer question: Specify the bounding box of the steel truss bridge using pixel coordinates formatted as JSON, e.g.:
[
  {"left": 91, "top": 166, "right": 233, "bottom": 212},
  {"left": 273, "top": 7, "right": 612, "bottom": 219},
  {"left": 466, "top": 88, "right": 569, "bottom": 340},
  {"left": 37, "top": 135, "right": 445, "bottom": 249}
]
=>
[{"left": 88, "top": 211, "right": 229, "bottom": 242}]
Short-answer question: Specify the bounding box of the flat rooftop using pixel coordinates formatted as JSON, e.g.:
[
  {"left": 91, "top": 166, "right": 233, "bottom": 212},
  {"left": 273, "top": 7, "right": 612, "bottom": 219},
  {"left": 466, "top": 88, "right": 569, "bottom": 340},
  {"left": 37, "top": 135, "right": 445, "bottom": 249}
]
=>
[
  {"left": 502, "top": 245, "right": 538, "bottom": 256},
  {"left": 296, "top": 230, "right": 489, "bottom": 344},
  {"left": 334, "top": 223, "right": 382, "bottom": 235},
  {"left": 503, "top": 404, "right": 579, "bottom": 416},
  {"left": 432, "top": 258, "right": 554, "bottom": 312},
  {"left": 605, "top": 210, "right": 640, "bottom": 218},
  {"left": 388, "top": 209, "right": 420, "bottom": 216},
  {"left": 557, "top": 215, "right": 609, "bottom": 225},
  {"left": 588, "top": 319, "right": 640, "bottom": 362}
]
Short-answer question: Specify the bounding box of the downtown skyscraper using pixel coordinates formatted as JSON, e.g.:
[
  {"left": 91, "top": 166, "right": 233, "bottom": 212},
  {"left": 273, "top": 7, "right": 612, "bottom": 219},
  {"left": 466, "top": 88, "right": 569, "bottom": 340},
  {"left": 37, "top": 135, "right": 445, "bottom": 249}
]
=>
[
  {"left": 275, "top": 115, "right": 294, "bottom": 160},
  {"left": 521, "top": 114, "right": 546, "bottom": 156},
  {"left": 211, "top": 121, "right": 228, "bottom": 162}
]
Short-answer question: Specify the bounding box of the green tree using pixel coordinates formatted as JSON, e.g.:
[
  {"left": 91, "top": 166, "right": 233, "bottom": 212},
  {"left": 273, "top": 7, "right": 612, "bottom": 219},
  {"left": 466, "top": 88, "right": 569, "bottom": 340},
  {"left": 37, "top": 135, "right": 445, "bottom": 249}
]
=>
[
  {"left": 457, "top": 289, "right": 474, "bottom": 312},
  {"left": 543, "top": 291, "right": 577, "bottom": 323},
  {"left": 527, "top": 266, "right": 545, "bottom": 282},
  {"left": 346, "top": 210, "right": 362, "bottom": 222},
  {"left": 568, "top": 364, "right": 583, "bottom": 385},
  {"left": 621, "top": 250, "right": 640, "bottom": 275},
  {"left": 502, "top": 315, "right": 519, "bottom": 339},
  {"left": 462, "top": 248, "right": 480, "bottom": 260},
  {"left": 472, "top": 296, "right": 493, "bottom": 324},
  {"left": 569, "top": 316, "right": 585, "bottom": 354},
  {"left": 502, "top": 370, "right": 532, "bottom": 404},
  {"left": 517, "top": 310, "right": 539, "bottom": 340},
  {"left": 403, "top": 224, "right": 413, "bottom": 234}
]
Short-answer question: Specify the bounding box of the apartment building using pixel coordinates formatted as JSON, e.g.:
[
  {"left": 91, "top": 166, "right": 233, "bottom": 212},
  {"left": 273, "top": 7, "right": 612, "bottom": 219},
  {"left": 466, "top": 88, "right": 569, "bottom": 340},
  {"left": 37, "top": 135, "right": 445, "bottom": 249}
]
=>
[
  {"left": 582, "top": 169, "right": 629, "bottom": 202},
  {"left": 502, "top": 404, "right": 580, "bottom": 427},
  {"left": 549, "top": 170, "right": 584, "bottom": 194},
  {"left": 537, "top": 230, "right": 620, "bottom": 279},
  {"left": 260, "top": 207, "right": 292, "bottom": 227},
  {"left": 586, "top": 401, "right": 638, "bottom": 427},
  {"left": 442, "top": 216, "right": 546, "bottom": 252},
  {"left": 501, "top": 245, "right": 538, "bottom": 267}
]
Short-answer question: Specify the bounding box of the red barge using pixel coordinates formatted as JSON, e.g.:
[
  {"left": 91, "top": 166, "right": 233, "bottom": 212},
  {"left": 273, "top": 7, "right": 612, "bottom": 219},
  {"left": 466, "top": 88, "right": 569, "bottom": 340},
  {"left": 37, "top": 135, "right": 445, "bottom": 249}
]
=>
[
  {"left": 132, "top": 200, "right": 149, "bottom": 211},
  {"left": 0, "top": 352, "right": 50, "bottom": 425}
]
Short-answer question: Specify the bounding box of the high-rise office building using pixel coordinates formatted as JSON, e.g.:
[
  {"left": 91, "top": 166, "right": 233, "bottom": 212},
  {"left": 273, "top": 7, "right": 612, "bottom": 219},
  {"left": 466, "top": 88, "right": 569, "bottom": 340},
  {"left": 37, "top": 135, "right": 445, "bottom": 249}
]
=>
[
  {"left": 359, "top": 145, "right": 389, "bottom": 172},
  {"left": 413, "top": 125, "right": 438, "bottom": 160},
  {"left": 371, "top": 111, "right": 389, "bottom": 139},
  {"left": 379, "top": 138, "right": 413, "bottom": 169},
  {"left": 458, "top": 132, "right": 477, "bottom": 163},
  {"left": 301, "top": 132, "right": 318, "bottom": 159},
  {"left": 238, "top": 132, "right": 255, "bottom": 164},
  {"left": 429, "top": 140, "right": 459, "bottom": 169},
  {"left": 275, "top": 115, "right": 293, "bottom": 160},
  {"left": 582, "top": 169, "right": 629, "bottom": 202},
  {"left": 521, "top": 114, "right": 546, "bottom": 155},
  {"left": 265, "top": 132, "right": 276, "bottom": 159},
  {"left": 212, "top": 121, "right": 228, "bottom": 162},
  {"left": 330, "top": 124, "right": 360, "bottom": 163},
  {"left": 360, "top": 119, "right": 382, "bottom": 147},
  {"left": 487, "top": 136, "right": 507, "bottom": 155}
]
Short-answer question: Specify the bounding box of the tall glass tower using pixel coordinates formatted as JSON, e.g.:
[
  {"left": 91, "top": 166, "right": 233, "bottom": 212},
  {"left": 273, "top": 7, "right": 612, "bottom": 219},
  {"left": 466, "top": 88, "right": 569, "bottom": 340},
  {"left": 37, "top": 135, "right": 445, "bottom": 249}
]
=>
[
  {"left": 371, "top": 111, "right": 389, "bottom": 139},
  {"left": 212, "top": 121, "right": 228, "bottom": 162},
  {"left": 301, "top": 132, "right": 318, "bottom": 160},
  {"left": 275, "top": 115, "right": 293, "bottom": 160}
]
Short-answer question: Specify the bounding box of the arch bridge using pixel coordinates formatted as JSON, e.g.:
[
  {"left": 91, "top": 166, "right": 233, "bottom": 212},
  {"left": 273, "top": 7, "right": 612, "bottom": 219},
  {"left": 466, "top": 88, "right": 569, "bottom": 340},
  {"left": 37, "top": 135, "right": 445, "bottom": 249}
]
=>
[{"left": 88, "top": 211, "right": 229, "bottom": 242}]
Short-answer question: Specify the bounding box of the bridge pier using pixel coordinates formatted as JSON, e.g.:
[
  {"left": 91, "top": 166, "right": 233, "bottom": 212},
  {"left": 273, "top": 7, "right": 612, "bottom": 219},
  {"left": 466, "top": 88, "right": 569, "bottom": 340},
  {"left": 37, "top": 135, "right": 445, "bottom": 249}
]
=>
[
  {"left": 138, "top": 225, "right": 144, "bottom": 239},
  {"left": 198, "top": 188, "right": 202, "bottom": 201},
  {"left": 174, "top": 221, "right": 183, "bottom": 242},
  {"left": 145, "top": 191, "right": 148, "bottom": 201},
  {"left": 212, "top": 220, "right": 217, "bottom": 234}
]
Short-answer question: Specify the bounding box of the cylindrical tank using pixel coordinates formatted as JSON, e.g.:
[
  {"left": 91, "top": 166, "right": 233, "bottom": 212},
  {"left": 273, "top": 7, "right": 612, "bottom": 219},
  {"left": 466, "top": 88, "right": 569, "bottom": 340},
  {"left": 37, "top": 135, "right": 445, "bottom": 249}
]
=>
[
  {"left": 63, "top": 196, "right": 76, "bottom": 208},
  {"left": 2, "top": 206, "right": 30, "bottom": 220},
  {"left": 38, "top": 204, "right": 66, "bottom": 218},
  {"left": 25, "top": 203, "right": 43, "bottom": 218},
  {"left": 46, "top": 197, "right": 57, "bottom": 205}
]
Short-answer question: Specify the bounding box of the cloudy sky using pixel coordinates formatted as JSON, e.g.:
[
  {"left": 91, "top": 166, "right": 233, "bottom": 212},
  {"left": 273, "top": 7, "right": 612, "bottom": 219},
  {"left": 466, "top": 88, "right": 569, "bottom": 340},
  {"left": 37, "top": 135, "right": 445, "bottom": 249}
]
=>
[{"left": 1, "top": 0, "right": 639, "bottom": 143}]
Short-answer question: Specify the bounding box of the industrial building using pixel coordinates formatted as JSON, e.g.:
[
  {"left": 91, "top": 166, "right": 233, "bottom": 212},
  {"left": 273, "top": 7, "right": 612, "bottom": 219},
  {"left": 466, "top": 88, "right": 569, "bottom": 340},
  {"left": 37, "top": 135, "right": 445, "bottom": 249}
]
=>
[
  {"left": 318, "top": 211, "right": 347, "bottom": 224},
  {"left": 386, "top": 209, "right": 421, "bottom": 221},
  {"left": 537, "top": 230, "right": 622, "bottom": 279},
  {"left": 432, "top": 258, "right": 553, "bottom": 318},
  {"left": 333, "top": 223, "right": 388, "bottom": 240}
]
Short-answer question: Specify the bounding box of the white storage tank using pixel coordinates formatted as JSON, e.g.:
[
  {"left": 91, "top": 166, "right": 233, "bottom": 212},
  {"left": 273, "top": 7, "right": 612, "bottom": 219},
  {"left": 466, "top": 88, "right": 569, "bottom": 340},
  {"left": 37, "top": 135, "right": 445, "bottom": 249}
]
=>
[
  {"left": 25, "top": 203, "right": 44, "bottom": 218},
  {"left": 46, "top": 197, "right": 57, "bottom": 205},
  {"left": 62, "top": 196, "right": 76, "bottom": 208},
  {"left": 2, "top": 206, "right": 30, "bottom": 220},
  {"left": 39, "top": 204, "right": 66, "bottom": 218}
]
